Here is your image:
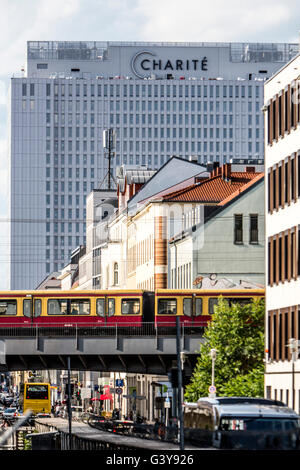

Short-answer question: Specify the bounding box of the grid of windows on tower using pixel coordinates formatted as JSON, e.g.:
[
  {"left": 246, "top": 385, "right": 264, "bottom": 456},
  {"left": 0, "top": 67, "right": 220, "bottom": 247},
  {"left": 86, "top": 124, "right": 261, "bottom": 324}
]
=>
[{"left": 34, "top": 80, "right": 263, "bottom": 165}]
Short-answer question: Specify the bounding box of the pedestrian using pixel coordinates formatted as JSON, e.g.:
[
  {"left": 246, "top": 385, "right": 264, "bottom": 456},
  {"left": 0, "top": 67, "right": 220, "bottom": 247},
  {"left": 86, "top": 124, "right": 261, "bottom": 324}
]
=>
[
  {"left": 55, "top": 402, "right": 61, "bottom": 417},
  {"left": 153, "top": 418, "right": 160, "bottom": 438},
  {"left": 158, "top": 422, "right": 166, "bottom": 440}
]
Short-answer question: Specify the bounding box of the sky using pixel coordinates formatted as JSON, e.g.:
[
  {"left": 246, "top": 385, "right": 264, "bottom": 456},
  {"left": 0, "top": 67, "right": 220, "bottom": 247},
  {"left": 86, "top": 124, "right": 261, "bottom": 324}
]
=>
[{"left": 0, "top": 0, "right": 299, "bottom": 289}]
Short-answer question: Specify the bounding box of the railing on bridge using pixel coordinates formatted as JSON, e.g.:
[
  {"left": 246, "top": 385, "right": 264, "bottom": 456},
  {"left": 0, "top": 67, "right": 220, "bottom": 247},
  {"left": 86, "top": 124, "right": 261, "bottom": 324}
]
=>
[{"left": 0, "top": 323, "right": 204, "bottom": 338}]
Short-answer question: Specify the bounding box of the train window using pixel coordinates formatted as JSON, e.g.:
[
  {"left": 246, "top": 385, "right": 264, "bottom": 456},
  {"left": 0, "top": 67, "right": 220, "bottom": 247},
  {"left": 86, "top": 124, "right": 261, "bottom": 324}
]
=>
[
  {"left": 158, "top": 299, "right": 177, "bottom": 315},
  {"left": 70, "top": 299, "right": 90, "bottom": 315},
  {"left": 195, "top": 298, "right": 202, "bottom": 316},
  {"left": 47, "top": 299, "right": 90, "bottom": 315},
  {"left": 96, "top": 299, "right": 105, "bottom": 316},
  {"left": 121, "top": 299, "right": 140, "bottom": 315},
  {"left": 209, "top": 298, "right": 219, "bottom": 314},
  {"left": 227, "top": 297, "right": 253, "bottom": 307},
  {"left": 34, "top": 299, "right": 42, "bottom": 317},
  {"left": 48, "top": 299, "right": 68, "bottom": 315},
  {"left": 183, "top": 298, "right": 192, "bottom": 316},
  {"left": 23, "top": 299, "right": 31, "bottom": 317},
  {"left": 0, "top": 300, "right": 17, "bottom": 316},
  {"left": 107, "top": 298, "right": 115, "bottom": 317}
]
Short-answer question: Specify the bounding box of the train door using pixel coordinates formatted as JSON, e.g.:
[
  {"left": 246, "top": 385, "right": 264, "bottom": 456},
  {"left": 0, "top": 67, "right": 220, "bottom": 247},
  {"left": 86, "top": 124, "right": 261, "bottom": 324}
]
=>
[
  {"left": 23, "top": 296, "right": 42, "bottom": 324},
  {"left": 142, "top": 291, "right": 155, "bottom": 324},
  {"left": 183, "top": 296, "right": 203, "bottom": 326},
  {"left": 96, "top": 297, "right": 115, "bottom": 325}
]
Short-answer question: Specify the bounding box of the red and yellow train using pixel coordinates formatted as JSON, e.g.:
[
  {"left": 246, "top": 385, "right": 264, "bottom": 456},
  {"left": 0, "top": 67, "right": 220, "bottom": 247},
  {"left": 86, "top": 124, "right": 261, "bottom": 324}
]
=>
[{"left": 0, "top": 288, "right": 264, "bottom": 328}]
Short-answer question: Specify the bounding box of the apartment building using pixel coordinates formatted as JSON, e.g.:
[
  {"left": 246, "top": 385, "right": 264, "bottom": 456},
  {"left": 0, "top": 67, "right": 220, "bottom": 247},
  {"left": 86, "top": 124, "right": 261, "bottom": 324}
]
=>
[{"left": 265, "top": 51, "right": 300, "bottom": 411}]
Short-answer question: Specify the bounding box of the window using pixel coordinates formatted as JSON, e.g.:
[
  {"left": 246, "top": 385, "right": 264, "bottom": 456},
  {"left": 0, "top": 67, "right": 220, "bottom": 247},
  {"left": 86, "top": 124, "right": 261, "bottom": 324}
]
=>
[
  {"left": 34, "top": 299, "right": 42, "bottom": 317},
  {"left": 183, "top": 298, "right": 192, "bottom": 316},
  {"left": 209, "top": 298, "right": 219, "bottom": 314},
  {"left": 113, "top": 262, "right": 119, "bottom": 285},
  {"left": 26, "top": 384, "right": 49, "bottom": 400},
  {"left": 226, "top": 297, "right": 253, "bottom": 307},
  {"left": 234, "top": 214, "right": 243, "bottom": 244},
  {"left": 158, "top": 299, "right": 177, "bottom": 315},
  {"left": 23, "top": 299, "right": 31, "bottom": 318},
  {"left": 47, "top": 299, "right": 90, "bottom": 315},
  {"left": 121, "top": 299, "right": 140, "bottom": 315},
  {"left": 48, "top": 299, "right": 67, "bottom": 315},
  {"left": 195, "top": 298, "right": 202, "bottom": 316},
  {"left": 70, "top": 300, "right": 90, "bottom": 315},
  {"left": 250, "top": 214, "right": 258, "bottom": 244},
  {"left": 108, "top": 298, "right": 115, "bottom": 317},
  {"left": 96, "top": 299, "right": 105, "bottom": 316},
  {"left": 0, "top": 300, "right": 17, "bottom": 315}
]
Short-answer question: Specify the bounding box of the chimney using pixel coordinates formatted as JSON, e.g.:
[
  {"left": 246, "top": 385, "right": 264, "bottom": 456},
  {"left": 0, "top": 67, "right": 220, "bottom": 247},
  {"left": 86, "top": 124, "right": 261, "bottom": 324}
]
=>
[
  {"left": 246, "top": 166, "right": 255, "bottom": 173},
  {"left": 222, "top": 163, "right": 231, "bottom": 181},
  {"left": 207, "top": 161, "right": 214, "bottom": 174}
]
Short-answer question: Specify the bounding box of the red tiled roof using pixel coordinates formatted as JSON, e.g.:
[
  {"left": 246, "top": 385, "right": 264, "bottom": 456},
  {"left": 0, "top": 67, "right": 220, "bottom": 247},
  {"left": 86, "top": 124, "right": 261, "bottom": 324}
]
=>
[{"left": 162, "top": 172, "right": 263, "bottom": 203}]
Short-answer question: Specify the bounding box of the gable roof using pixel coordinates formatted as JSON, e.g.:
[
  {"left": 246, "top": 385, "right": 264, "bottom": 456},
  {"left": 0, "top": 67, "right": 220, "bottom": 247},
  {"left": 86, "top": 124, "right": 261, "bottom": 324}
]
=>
[
  {"left": 162, "top": 171, "right": 263, "bottom": 204},
  {"left": 127, "top": 156, "right": 207, "bottom": 211},
  {"left": 169, "top": 173, "right": 264, "bottom": 244}
]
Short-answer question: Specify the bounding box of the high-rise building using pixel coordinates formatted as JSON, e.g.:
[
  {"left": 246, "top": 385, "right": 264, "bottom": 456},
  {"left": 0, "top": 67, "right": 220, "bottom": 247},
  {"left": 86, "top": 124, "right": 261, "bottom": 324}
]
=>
[{"left": 9, "top": 41, "right": 298, "bottom": 289}]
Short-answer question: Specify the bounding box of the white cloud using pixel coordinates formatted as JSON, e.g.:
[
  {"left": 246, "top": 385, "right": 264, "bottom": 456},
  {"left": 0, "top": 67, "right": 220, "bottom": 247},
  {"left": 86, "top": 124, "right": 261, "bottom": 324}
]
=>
[
  {"left": 0, "top": 0, "right": 298, "bottom": 80},
  {"left": 134, "top": 0, "right": 298, "bottom": 41},
  {"left": 0, "top": 0, "right": 81, "bottom": 76}
]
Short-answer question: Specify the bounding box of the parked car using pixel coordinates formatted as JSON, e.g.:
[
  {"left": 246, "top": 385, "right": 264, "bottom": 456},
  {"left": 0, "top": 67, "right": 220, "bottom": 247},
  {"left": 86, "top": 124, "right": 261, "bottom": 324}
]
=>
[
  {"left": 3, "top": 397, "right": 14, "bottom": 406},
  {"left": 3, "top": 408, "right": 19, "bottom": 420}
]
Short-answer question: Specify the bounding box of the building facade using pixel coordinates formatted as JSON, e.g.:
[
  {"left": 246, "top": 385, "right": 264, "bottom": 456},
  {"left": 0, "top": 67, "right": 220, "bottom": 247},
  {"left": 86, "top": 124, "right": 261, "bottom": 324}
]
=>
[
  {"left": 169, "top": 162, "right": 265, "bottom": 288},
  {"left": 9, "top": 41, "right": 298, "bottom": 289},
  {"left": 265, "top": 52, "right": 300, "bottom": 412},
  {"left": 78, "top": 157, "right": 207, "bottom": 290}
]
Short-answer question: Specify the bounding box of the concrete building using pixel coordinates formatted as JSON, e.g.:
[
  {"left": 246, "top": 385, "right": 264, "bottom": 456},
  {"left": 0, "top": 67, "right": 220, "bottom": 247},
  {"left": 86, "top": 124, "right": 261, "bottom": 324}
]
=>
[
  {"left": 264, "top": 51, "right": 300, "bottom": 412},
  {"left": 9, "top": 40, "right": 298, "bottom": 289}
]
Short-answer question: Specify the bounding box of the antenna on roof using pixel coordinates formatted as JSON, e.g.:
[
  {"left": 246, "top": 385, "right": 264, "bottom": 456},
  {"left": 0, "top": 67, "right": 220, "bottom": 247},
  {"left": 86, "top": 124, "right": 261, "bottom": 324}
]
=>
[{"left": 99, "top": 128, "right": 117, "bottom": 190}]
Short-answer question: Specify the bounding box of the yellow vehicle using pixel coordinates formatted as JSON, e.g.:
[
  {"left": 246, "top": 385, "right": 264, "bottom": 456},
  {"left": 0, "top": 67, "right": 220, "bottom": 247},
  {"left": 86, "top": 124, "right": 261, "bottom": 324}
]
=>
[{"left": 21, "top": 382, "right": 51, "bottom": 415}]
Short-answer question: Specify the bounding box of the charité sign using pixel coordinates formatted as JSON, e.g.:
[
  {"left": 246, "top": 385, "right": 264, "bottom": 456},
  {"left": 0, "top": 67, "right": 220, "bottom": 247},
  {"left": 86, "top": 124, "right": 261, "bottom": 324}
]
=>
[{"left": 131, "top": 51, "right": 208, "bottom": 78}]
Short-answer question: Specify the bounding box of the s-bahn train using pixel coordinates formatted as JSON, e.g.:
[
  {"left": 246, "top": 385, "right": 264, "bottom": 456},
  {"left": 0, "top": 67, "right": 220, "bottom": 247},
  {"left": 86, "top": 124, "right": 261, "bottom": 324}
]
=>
[{"left": 0, "top": 288, "right": 264, "bottom": 328}]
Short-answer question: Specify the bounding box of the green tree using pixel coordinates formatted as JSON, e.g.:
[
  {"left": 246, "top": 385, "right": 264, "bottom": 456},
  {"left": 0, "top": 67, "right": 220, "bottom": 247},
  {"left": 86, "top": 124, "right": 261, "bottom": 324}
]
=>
[{"left": 185, "top": 298, "right": 265, "bottom": 402}]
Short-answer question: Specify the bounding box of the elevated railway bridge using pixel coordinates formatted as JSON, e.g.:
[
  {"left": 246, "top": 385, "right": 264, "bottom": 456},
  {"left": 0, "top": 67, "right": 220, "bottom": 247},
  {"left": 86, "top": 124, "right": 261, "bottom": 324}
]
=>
[{"left": 0, "top": 323, "right": 204, "bottom": 375}]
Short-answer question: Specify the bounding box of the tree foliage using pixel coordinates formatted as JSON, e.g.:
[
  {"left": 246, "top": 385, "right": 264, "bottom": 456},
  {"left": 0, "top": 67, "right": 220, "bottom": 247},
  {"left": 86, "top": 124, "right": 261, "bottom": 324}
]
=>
[{"left": 185, "top": 298, "right": 265, "bottom": 402}]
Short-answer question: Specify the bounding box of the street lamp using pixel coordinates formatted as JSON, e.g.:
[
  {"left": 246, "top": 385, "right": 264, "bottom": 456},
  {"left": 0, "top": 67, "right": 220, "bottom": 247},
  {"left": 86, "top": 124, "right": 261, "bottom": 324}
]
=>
[{"left": 210, "top": 349, "right": 217, "bottom": 389}]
